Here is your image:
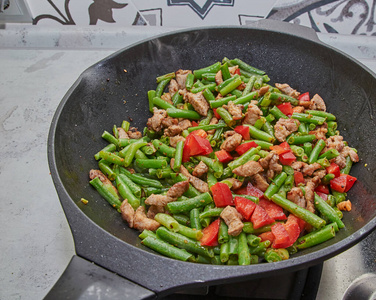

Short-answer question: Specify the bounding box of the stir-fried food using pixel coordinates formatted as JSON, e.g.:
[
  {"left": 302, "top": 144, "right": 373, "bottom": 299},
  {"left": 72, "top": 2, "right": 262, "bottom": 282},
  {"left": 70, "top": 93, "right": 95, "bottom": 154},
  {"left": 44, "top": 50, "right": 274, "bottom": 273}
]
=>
[{"left": 89, "top": 58, "right": 358, "bottom": 265}]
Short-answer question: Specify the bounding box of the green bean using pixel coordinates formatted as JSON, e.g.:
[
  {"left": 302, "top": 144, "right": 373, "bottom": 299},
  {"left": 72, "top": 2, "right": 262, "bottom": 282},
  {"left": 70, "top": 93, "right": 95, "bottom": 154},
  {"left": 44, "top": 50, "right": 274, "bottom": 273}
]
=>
[
  {"left": 152, "top": 96, "right": 174, "bottom": 110},
  {"left": 298, "top": 123, "right": 309, "bottom": 135},
  {"left": 220, "top": 242, "right": 230, "bottom": 263},
  {"left": 141, "top": 236, "right": 194, "bottom": 262},
  {"left": 306, "top": 110, "right": 336, "bottom": 121},
  {"left": 147, "top": 90, "right": 156, "bottom": 112},
  {"left": 191, "top": 83, "right": 217, "bottom": 94},
  {"left": 156, "top": 227, "right": 213, "bottom": 258},
  {"left": 196, "top": 156, "right": 223, "bottom": 178},
  {"left": 287, "top": 134, "right": 316, "bottom": 145},
  {"left": 232, "top": 194, "right": 259, "bottom": 204},
  {"left": 249, "top": 240, "right": 270, "bottom": 256},
  {"left": 156, "top": 72, "right": 175, "bottom": 83},
  {"left": 102, "top": 130, "right": 119, "bottom": 147},
  {"left": 202, "top": 72, "right": 217, "bottom": 82},
  {"left": 317, "top": 157, "right": 330, "bottom": 168},
  {"left": 166, "top": 107, "right": 201, "bottom": 120},
  {"left": 193, "top": 62, "right": 221, "bottom": 79},
  {"left": 188, "top": 123, "right": 227, "bottom": 133},
  {"left": 227, "top": 256, "right": 239, "bottom": 265},
  {"left": 262, "top": 120, "right": 275, "bottom": 140},
  {"left": 319, "top": 149, "right": 340, "bottom": 160},
  {"left": 90, "top": 177, "right": 122, "bottom": 210},
  {"left": 271, "top": 194, "right": 326, "bottom": 229},
  {"left": 220, "top": 62, "right": 231, "bottom": 80},
  {"left": 264, "top": 249, "right": 282, "bottom": 263},
  {"left": 216, "top": 107, "right": 236, "bottom": 127},
  {"left": 270, "top": 105, "right": 288, "bottom": 120},
  {"left": 341, "top": 156, "right": 353, "bottom": 174},
  {"left": 252, "top": 140, "right": 273, "bottom": 150},
  {"left": 155, "top": 78, "right": 171, "bottom": 98},
  {"left": 238, "top": 232, "right": 251, "bottom": 265},
  {"left": 120, "top": 168, "right": 163, "bottom": 188},
  {"left": 308, "top": 139, "right": 326, "bottom": 164},
  {"left": 190, "top": 208, "right": 202, "bottom": 230},
  {"left": 170, "top": 173, "right": 201, "bottom": 198},
  {"left": 142, "top": 187, "right": 168, "bottom": 197},
  {"left": 98, "top": 159, "right": 116, "bottom": 181},
  {"left": 303, "top": 142, "right": 313, "bottom": 156},
  {"left": 183, "top": 72, "right": 194, "bottom": 91},
  {"left": 314, "top": 193, "right": 345, "bottom": 229},
  {"left": 332, "top": 190, "right": 347, "bottom": 205},
  {"left": 202, "top": 88, "right": 216, "bottom": 101},
  {"left": 199, "top": 207, "right": 224, "bottom": 219},
  {"left": 292, "top": 113, "right": 326, "bottom": 125},
  {"left": 264, "top": 172, "right": 288, "bottom": 200},
  {"left": 211, "top": 255, "right": 222, "bottom": 265},
  {"left": 217, "top": 74, "right": 240, "bottom": 91},
  {"left": 228, "top": 235, "right": 239, "bottom": 256},
  {"left": 209, "top": 95, "right": 237, "bottom": 108},
  {"left": 327, "top": 121, "right": 338, "bottom": 137},
  {"left": 117, "top": 173, "right": 141, "bottom": 198},
  {"left": 242, "top": 75, "right": 256, "bottom": 96},
  {"left": 112, "top": 125, "right": 119, "bottom": 139},
  {"left": 120, "top": 141, "right": 147, "bottom": 167},
  {"left": 230, "top": 58, "right": 265, "bottom": 75},
  {"left": 290, "top": 145, "right": 305, "bottom": 157},
  {"left": 172, "top": 91, "right": 183, "bottom": 106},
  {"left": 178, "top": 223, "right": 203, "bottom": 240},
  {"left": 228, "top": 146, "right": 260, "bottom": 170},
  {"left": 135, "top": 158, "right": 167, "bottom": 169},
  {"left": 220, "top": 75, "right": 242, "bottom": 96},
  {"left": 296, "top": 223, "right": 336, "bottom": 249},
  {"left": 154, "top": 213, "right": 180, "bottom": 232},
  {"left": 134, "top": 149, "right": 148, "bottom": 160},
  {"left": 246, "top": 234, "right": 261, "bottom": 247},
  {"left": 308, "top": 123, "right": 317, "bottom": 131},
  {"left": 195, "top": 255, "right": 211, "bottom": 264},
  {"left": 232, "top": 91, "right": 259, "bottom": 105},
  {"left": 246, "top": 125, "right": 275, "bottom": 143},
  {"left": 139, "top": 229, "right": 157, "bottom": 240},
  {"left": 262, "top": 92, "right": 299, "bottom": 106},
  {"left": 198, "top": 110, "right": 214, "bottom": 126},
  {"left": 218, "top": 220, "right": 229, "bottom": 244},
  {"left": 173, "top": 140, "right": 184, "bottom": 172},
  {"left": 94, "top": 144, "right": 117, "bottom": 160},
  {"left": 206, "top": 171, "right": 218, "bottom": 189},
  {"left": 167, "top": 192, "right": 213, "bottom": 214},
  {"left": 172, "top": 214, "right": 190, "bottom": 226},
  {"left": 152, "top": 139, "right": 175, "bottom": 158},
  {"left": 254, "top": 117, "right": 266, "bottom": 130}
]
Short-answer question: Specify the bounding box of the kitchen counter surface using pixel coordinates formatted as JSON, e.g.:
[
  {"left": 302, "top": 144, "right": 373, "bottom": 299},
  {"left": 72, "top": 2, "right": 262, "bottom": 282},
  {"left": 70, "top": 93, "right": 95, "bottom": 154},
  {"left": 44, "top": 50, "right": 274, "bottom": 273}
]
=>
[{"left": 0, "top": 25, "right": 375, "bottom": 300}]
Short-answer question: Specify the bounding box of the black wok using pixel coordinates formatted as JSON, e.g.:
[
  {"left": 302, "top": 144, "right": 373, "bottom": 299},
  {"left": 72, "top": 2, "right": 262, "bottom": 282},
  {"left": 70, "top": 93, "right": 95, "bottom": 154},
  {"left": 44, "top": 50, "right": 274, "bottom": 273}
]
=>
[{"left": 47, "top": 20, "right": 376, "bottom": 299}]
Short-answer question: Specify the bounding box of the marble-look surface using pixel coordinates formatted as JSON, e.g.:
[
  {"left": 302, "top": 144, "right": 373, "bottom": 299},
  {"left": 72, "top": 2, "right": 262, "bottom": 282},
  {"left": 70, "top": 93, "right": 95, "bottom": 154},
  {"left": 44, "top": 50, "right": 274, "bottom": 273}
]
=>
[{"left": 0, "top": 26, "right": 375, "bottom": 300}]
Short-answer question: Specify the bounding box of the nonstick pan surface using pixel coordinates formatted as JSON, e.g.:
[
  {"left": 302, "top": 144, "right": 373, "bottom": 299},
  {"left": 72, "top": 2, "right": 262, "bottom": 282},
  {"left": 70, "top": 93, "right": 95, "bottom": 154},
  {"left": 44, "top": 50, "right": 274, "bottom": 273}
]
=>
[{"left": 48, "top": 21, "right": 376, "bottom": 298}]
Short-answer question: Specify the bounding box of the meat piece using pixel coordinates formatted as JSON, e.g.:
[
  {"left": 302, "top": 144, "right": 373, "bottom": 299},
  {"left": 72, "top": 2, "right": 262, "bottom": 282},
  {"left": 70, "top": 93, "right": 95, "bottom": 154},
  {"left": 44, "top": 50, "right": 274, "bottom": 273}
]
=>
[
  {"left": 309, "top": 94, "right": 326, "bottom": 111},
  {"left": 166, "top": 181, "right": 190, "bottom": 199},
  {"left": 89, "top": 169, "right": 118, "bottom": 195},
  {"left": 292, "top": 106, "right": 305, "bottom": 113},
  {"left": 313, "top": 169, "right": 327, "bottom": 179},
  {"left": 309, "top": 124, "right": 327, "bottom": 140},
  {"left": 302, "top": 162, "right": 322, "bottom": 176},
  {"left": 225, "top": 178, "right": 243, "bottom": 190},
  {"left": 224, "top": 101, "right": 243, "bottom": 120},
  {"left": 242, "top": 103, "right": 262, "bottom": 126},
  {"left": 170, "top": 135, "right": 186, "bottom": 148},
  {"left": 147, "top": 107, "right": 167, "bottom": 132},
  {"left": 117, "top": 128, "right": 129, "bottom": 139},
  {"left": 325, "top": 135, "right": 344, "bottom": 152},
  {"left": 220, "top": 206, "right": 244, "bottom": 236},
  {"left": 291, "top": 161, "right": 305, "bottom": 171},
  {"left": 220, "top": 132, "right": 242, "bottom": 152},
  {"left": 192, "top": 161, "right": 209, "bottom": 178},
  {"left": 287, "top": 187, "right": 306, "bottom": 208},
  {"left": 180, "top": 165, "right": 209, "bottom": 193},
  {"left": 341, "top": 146, "right": 359, "bottom": 163},
  {"left": 215, "top": 70, "right": 223, "bottom": 85},
  {"left": 184, "top": 92, "right": 210, "bottom": 116},
  {"left": 145, "top": 194, "right": 174, "bottom": 207},
  {"left": 133, "top": 206, "right": 160, "bottom": 231},
  {"left": 147, "top": 205, "right": 165, "bottom": 219},
  {"left": 169, "top": 79, "right": 179, "bottom": 96},
  {"left": 161, "top": 116, "right": 178, "bottom": 128},
  {"left": 333, "top": 155, "right": 347, "bottom": 169},
  {"left": 177, "top": 119, "right": 192, "bottom": 131},
  {"left": 259, "top": 152, "right": 273, "bottom": 169},
  {"left": 274, "top": 118, "right": 300, "bottom": 142},
  {"left": 207, "top": 116, "right": 218, "bottom": 135},
  {"left": 236, "top": 82, "right": 246, "bottom": 91},
  {"left": 258, "top": 85, "right": 270, "bottom": 96},
  {"left": 259, "top": 153, "right": 282, "bottom": 179},
  {"left": 228, "top": 65, "right": 239, "bottom": 74},
  {"left": 161, "top": 93, "right": 173, "bottom": 104},
  {"left": 251, "top": 174, "right": 269, "bottom": 192},
  {"left": 232, "top": 161, "right": 264, "bottom": 177},
  {"left": 305, "top": 181, "right": 316, "bottom": 214},
  {"left": 275, "top": 83, "right": 300, "bottom": 98},
  {"left": 120, "top": 199, "right": 135, "bottom": 227},
  {"left": 127, "top": 127, "right": 143, "bottom": 139},
  {"left": 175, "top": 69, "right": 192, "bottom": 89},
  {"left": 164, "top": 125, "right": 183, "bottom": 137},
  {"left": 337, "top": 200, "right": 352, "bottom": 211}
]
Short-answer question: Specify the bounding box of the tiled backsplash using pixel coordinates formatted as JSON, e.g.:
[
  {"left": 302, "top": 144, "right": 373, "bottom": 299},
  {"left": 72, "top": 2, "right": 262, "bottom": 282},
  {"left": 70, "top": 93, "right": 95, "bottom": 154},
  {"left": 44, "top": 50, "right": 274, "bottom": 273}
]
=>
[{"left": 7, "top": 0, "right": 376, "bottom": 35}]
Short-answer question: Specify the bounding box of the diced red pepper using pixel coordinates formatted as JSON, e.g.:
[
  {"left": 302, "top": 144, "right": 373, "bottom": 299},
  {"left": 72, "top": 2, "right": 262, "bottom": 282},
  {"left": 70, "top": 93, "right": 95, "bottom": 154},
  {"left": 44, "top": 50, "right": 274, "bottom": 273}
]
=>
[
  {"left": 191, "top": 129, "right": 207, "bottom": 138},
  {"left": 215, "top": 150, "right": 233, "bottom": 163},
  {"left": 182, "top": 133, "right": 213, "bottom": 162},
  {"left": 200, "top": 218, "right": 220, "bottom": 246},
  {"left": 213, "top": 108, "right": 221, "bottom": 119},
  {"left": 277, "top": 102, "right": 293, "bottom": 117},
  {"left": 343, "top": 174, "right": 357, "bottom": 192},
  {"left": 326, "top": 163, "right": 340, "bottom": 178},
  {"left": 210, "top": 182, "right": 234, "bottom": 207},
  {"left": 235, "top": 141, "right": 258, "bottom": 155},
  {"left": 271, "top": 223, "right": 291, "bottom": 249},
  {"left": 298, "top": 92, "right": 310, "bottom": 102},
  {"left": 191, "top": 121, "right": 199, "bottom": 127},
  {"left": 234, "top": 68, "right": 241, "bottom": 75},
  {"left": 270, "top": 141, "right": 291, "bottom": 155},
  {"left": 234, "top": 196, "right": 257, "bottom": 220},
  {"left": 294, "top": 171, "right": 305, "bottom": 186},
  {"left": 251, "top": 205, "right": 275, "bottom": 229},
  {"left": 287, "top": 214, "right": 306, "bottom": 233},
  {"left": 258, "top": 231, "right": 275, "bottom": 244},
  {"left": 235, "top": 182, "right": 264, "bottom": 199},
  {"left": 279, "top": 151, "right": 296, "bottom": 166},
  {"left": 258, "top": 198, "right": 287, "bottom": 221},
  {"left": 282, "top": 214, "right": 301, "bottom": 247},
  {"left": 234, "top": 125, "right": 250, "bottom": 140},
  {"left": 316, "top": 191, "right": 328, "bottom": 201},
  {"left": 330, "top": 175, "right": 347, "bottom": 193},
  {"left": 315, "top": 184, "right": 329, "bottom": 194}
]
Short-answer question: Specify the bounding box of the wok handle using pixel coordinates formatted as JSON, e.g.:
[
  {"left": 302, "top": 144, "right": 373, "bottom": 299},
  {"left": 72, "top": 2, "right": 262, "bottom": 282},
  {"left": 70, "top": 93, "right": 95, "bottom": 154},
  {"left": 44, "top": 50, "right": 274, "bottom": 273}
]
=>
[
  {"left": 44, "top": 255, "right": 156, "bottom": 300},
  {"left": 252, "top": 19, "right": 320, "bottom": 42}
]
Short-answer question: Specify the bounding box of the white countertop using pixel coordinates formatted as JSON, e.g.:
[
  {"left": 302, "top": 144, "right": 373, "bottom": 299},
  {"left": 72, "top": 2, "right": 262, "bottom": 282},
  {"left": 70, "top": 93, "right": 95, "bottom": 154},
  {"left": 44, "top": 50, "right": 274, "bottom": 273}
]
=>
[{"left": 0, "top": 25, "right": 375, "bottom": 300}]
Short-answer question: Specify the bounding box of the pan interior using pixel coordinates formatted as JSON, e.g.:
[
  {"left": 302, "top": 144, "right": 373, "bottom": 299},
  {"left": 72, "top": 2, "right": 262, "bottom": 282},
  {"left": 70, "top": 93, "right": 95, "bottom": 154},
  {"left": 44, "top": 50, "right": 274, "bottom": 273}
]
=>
[{"left": 53, "top": 27, "right": 376, "bottom": 259}]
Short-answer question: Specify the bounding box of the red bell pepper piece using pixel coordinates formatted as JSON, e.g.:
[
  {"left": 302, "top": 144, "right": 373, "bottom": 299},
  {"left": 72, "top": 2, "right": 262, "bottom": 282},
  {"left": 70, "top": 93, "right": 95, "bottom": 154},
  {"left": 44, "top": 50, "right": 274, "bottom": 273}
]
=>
[
  {"left": 210, "top": 182, "right": 234, "bottom": 207},
  {"left": 234, "top": 68, "right": 241, "bottom": 75},
  {"left": 315, "top": 184, "right": 329, "bottom": 194},
  {"left": 258, "top": 231, "right": 275, "bottom": 244},
  {"left": 298, "top": 92, "right": 310, "bottom": 102},
  {"left": 271, "top": 223, "right": 291, "bottom": 249},
  {"left": 282, "top": 214, "right": 301, "bottom": 246},
  {"left": 316, "top": 191, "right": 328, "bottom": 201},
  {"left": 213, "top": 108, "right": 221, "bottom": 119},
  {"left": 343, "top": 174, "right": 357, "bottom": 192},
  {"left": 215, "top": 150, "right": 233, "bottom": 163},
  {"left": 192, "top": 129, "right": 207, "bottom": 138},
  {"left": 200, "top": 218, "right": 220, "bottom": 246},
  {"left": 235, "top": 182, "right": 264, "bottom": 199},
  {"left": 294, "top": 171, "right": 305, "bottom": 186},
  {"left": 182, "top": 133, "right": 213, "bottom": 162},
  {"left": 191, "top": 121, "right": 199, "bottom": 127},
  {"left": 277, "top": 102, "right": 293, "bottom": 117},
  {"left": 234, "top": 125, "right": 250, "bottom": 140},
  {"left": 270, "top": 141, "right": 291, "bottom": 155},
  {"left": 279, "top": 151, "right": 296, "bottom": 166},
  {"left": 251, "top": 205, "right": 275, "bottom": 229},
  {"left": 234, "top": 196, "right": 257, "bottom": 220},
  {"left": 326, "top": 163, "right": 340, "bottom": 178},
  {"left": 287, "top": 214, "right": 306, "bottom": 233},
  {"left": 235, "top": 141, "right": 258, "bottom": 155},
  {"left": 330, "top": 175, "right": 347, "bottom": 193},
  {"left": 258, "top": 198, "right": 287, "bottom": 221}
]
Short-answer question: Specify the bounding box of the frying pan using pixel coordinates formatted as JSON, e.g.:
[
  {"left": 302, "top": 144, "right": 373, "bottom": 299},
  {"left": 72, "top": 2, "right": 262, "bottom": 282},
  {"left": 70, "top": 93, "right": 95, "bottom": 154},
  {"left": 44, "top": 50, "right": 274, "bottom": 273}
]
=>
[{"left": 47, "top": 20, "right": 376, "bottom": 299}]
